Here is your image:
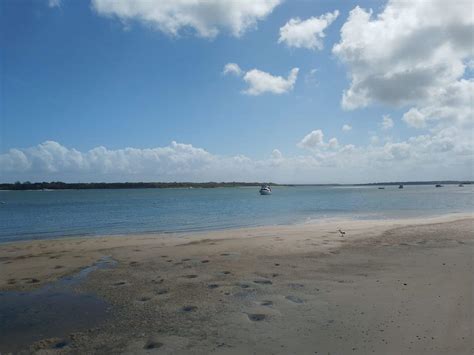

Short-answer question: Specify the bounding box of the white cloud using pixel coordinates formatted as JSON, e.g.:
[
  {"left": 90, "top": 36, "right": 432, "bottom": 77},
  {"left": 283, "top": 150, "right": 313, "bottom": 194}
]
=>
[
  {"left": 297, "top": 129, "right": 341, "bottom": 151},
  {"left": 243, "top": 67, "right": 299, "bottom": 96},
  {"left": 298, "top": 130, "right": 324, "bottom": 149},
  {"left": 271, "top": 149, "right": 283, "bottom": 160},
  {"left": 1, "top": 135, "right": 472, "bottom": 184},
  {"left": 91, "top": 0, "right": 281, "bottom": 38},
  {"left": 223, "top": 63, "right": 243, "bottom": 76},
  {"left": 328, "top": 137, "right": 339, "bottom": 149},
  {"left": 380, "top": 115, "right": 394, "bottom": 130},
  {"left": 279, "top": 10, "right": 339, "bottom": 50},
  {"left": 48, "top": 0, "right": 61, "bottom": 7},
  {"left": 342, "top": 124, "right": 352, "bottom": 132},
  {"left": 402, "top": 108, "right": 426, "bottom": 129},
  {"left": 333, "top": 0, "right": 474, "bottom": 111},
  {"left": 332, "top": 0, "right": 473, "bottom": 175},
  {"left": 223, "top": 63, "right": 299, "bottom": 95}
]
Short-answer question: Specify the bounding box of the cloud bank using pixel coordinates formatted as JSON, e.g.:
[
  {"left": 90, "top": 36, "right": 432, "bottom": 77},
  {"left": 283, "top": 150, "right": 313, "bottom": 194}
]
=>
[
  {"left": 91, "top": 0, "right": 281, "bottom": 38},
  {"left": 1, "top": 135, "right": 471, "bottom": 184}
]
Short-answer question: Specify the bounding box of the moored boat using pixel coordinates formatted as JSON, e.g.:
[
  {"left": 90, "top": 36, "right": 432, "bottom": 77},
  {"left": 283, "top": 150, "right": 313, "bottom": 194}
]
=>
[{"left": 259, "top": 184, "right": 272, "bottom": 195}]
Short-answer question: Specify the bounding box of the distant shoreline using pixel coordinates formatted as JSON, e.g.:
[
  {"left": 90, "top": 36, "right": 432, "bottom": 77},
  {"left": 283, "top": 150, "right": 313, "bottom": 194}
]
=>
[{"left": 0, "top": 180, "right": 471, "bottom": 191}]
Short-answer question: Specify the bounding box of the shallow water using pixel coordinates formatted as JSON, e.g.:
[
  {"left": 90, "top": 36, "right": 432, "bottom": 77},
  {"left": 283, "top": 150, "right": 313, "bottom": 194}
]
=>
[
  {"left": 0, "top": 257, "right": 114, "bottom": 353},
  {"left": 0, "top": 185, "right": 472, "bottom": 242}
]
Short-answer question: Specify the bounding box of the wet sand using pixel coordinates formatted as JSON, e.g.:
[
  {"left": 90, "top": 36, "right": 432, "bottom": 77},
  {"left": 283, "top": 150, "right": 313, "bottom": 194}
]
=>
[{"left": 0, "top": 214, "right": 472, "bottom": 354}]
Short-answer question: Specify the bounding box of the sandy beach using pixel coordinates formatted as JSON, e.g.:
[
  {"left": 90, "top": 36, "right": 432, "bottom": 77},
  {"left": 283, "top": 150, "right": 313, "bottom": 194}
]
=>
[{"left": 0, "top": 214, "right": 472, "bottom": 354}]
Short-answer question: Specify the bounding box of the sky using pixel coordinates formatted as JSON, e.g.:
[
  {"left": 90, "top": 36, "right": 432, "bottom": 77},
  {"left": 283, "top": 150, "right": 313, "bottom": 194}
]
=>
[{"left": 1, "top": 0, "right": 473, "bottom": 183}]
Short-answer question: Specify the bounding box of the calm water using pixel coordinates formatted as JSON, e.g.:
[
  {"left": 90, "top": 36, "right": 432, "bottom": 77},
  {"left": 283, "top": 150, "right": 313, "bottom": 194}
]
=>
[{"left": 0, "top": 185, "right": 472, "bottom": 243}]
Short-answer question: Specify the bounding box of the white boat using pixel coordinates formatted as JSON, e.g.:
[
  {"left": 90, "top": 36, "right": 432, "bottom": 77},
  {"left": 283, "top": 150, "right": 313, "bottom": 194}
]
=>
[{"left": 259, "top": 184, "right": 272, "bottom": 195}]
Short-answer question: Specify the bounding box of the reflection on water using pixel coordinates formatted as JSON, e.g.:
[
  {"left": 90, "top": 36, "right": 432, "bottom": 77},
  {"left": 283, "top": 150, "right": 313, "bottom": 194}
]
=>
[{"left": 0, "top": 257, "right": 115, "bottom": 353}]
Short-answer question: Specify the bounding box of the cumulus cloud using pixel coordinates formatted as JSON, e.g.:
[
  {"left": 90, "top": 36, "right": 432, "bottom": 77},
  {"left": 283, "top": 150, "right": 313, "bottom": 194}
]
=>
[
  {"left": 1, "top": 136, "right": 472, "bottom": 184},
  {"left": 243, "top": 68, "right": 299, "bottom": 95},
  {"left": 271, "top": 149, "right": 283, "bottom": 160},
  {"left": 298, "top": 130, "right": 324, "bottom": 149},
  {"left": 222, "top": 63, "right": 243, "bottom": 76},
  {"left": 297, "top": 129, "right": 341, "bottom": 151},
  {"left": 402, "top": 108, "right": 426, "bottom": 129},
  {"left": 380, "top": 115, "right": 394, "bottom": 130},
  {"left": 279, "top": 10, "right": 339, "bottom": 50},
  {"left": 342, "top": 124, "right": 352, "bottom": 132},
  {"left": 332, "top": 0, "right": 473, "bottom": 174},
  {"left": 333, "top": 0, "right": 474, "bottom": 111},
  {"left": 91, "top": 0, "right": 281, "bottom": 38},
  {"left": 224, "top": 64, "right": 299, "bottom": 95}
]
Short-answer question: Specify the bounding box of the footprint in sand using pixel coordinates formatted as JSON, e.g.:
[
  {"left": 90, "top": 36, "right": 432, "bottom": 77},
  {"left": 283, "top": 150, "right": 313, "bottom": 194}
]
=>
[
  {"left": 129, "top": 261, "right": 139, "bottom": 266},
  {"left": 112, "top": 281, "right": 127, "bottom": 286},
  {"left": 156, "top": 289, "right": 169, "bottom": 295},
  {"left": 183, "top": 274, "right": 198, "bottom": 279},
  {"left": 260, "top": 300, "right": 273, "bottom": 306},
  {"left": 207, "top": 284, "right": 219, "bottom": 289},
  {"left": 288, "top": 283, "right": 304, "bottom": 289},
  {"left": 143, "top": 341, "right": 163, "bottom": 349},
  {"left": 285, "top": 295, "right": 304, "bottom": 304},
  {"left": 138, "top": 296, "right": 151, "bottom": 302},
  {"left": 201, "top": 260, "right": 210, "bottom": 263},
  {"left": 181, "top": 305, "right": 197, "bottom": 312},
  {"left": 23, "top": 278, "right": 40, "bottom": 284},
  {"left": 248, "top": 314, "right": 266, "bottom": 321},
  {"left": 222, "top": 271, "right": 231, "bottom": 275},
  {"left": 54, "top": 265, "right": 64, "bottom": 269},
  {"left": 254, "top": 280, "right": 272, "bottom": 285},
  {"left": 52, "top": 340, "right": 69, "bottom": 349}
]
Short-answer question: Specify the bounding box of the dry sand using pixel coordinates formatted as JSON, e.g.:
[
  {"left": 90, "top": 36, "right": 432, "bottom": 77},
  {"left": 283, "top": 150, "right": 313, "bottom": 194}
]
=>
[{"left": 0, "top": 213, "right": 473, "bottom": 354}]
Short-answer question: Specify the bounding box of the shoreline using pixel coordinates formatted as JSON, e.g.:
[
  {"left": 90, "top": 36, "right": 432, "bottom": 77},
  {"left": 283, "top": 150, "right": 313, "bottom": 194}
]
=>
[
  {"left": 1, "top": 213, "right": 473, "bottom": 354},
  {"left": 1, "top": 210, "right": 472, "bottom": 246},
  {"left": 1, "top": 212, "right": 472, "bottom": 291}
]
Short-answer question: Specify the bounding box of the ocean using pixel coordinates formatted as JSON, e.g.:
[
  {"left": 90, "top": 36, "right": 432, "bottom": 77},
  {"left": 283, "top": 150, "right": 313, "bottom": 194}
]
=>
[{"left": 0, "top": 185, "right": 472, "bottom": 243}]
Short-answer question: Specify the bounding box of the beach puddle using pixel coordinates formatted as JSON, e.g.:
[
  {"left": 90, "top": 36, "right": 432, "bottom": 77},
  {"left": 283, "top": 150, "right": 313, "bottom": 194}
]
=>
[{"left": 0, "top": 257, "right": 115, "bottom": 353}]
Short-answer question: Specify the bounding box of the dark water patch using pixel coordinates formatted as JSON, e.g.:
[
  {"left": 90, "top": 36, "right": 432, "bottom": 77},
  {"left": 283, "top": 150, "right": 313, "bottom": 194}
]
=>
[
  {"left": 55, "top": 256, "right": 116, "bottom": 289},
  {"left": 0, "top": 290, "right": 109, "bottom": 353},
  {"left": 0, "top": 257, "right": 115, "bottom": 353}
]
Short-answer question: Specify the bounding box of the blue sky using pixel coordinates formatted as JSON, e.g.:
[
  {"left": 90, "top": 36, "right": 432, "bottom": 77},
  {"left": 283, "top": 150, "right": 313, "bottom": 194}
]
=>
[{"left": 1, "top": 0, "right": 472, "bottom": 183}]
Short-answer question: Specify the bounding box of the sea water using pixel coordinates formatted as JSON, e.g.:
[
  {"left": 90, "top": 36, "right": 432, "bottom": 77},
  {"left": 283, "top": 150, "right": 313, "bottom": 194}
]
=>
[{"left": 0, "top": 185, "right": 472, "bottom": 242}]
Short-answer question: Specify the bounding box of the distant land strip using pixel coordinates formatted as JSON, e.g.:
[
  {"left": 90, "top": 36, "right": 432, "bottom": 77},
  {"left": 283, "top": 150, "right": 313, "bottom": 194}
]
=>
[{"left": 0, "top": 181, "right": 471, "bottom": 190}]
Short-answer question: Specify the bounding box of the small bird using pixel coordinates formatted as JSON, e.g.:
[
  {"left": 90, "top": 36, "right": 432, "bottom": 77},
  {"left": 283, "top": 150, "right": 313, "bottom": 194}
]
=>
[{"left": 338, "top": 229, "right": 346, "bottom": 237}]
